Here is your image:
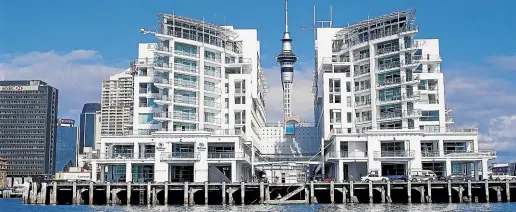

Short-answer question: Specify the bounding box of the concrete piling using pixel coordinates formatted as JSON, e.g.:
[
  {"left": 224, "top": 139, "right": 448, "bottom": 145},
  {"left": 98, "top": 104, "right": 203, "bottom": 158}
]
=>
[
  {"left": 127, "top": 182, "right": 131, "bottom": 205},
  {"left": 407, "top": 180, "right": 412, "bottom": 203},
  {"left": 240, "top": 182, "right": 245, "bottom": 205},
  {"left": 368, "top": 180, "right": 373, "bottom": 203},
  {"left": 386, "top": 181, "right": 392, "bottom": 203},
  {"left": 164, "top": 182, "right": 169, "bottom": 205},
  {"left": 89, "top": 181, "right": 94, "bottom": 205},
  {"left": 485, "top": 180, "right": 489, "bottom": 203},
  {"left": 427, "top": 180, "right": 432, "bottom": 203},
  {"left": 467, "top": 180, "right": 472, "bottom": 203},
  {"left": 183, "top": 182, "right": 189, "bottom": 205},
  {"left": 330, "top": 181, "right": 335, "bottom": 204},
  {"left": 448, "top": 180, "right": 452, "bottom": 203},
  {"left": 221, "top": 182, "right": 226, "bottom": 205},
  {"left": 506, "top": 181, "right": 511, "bottom": 202},
  {"left": 72, "top": 181, "right": 77, "bottom": 205},
  {"left": 51, "top": 182, "right": 57, "bottom": 205},
  {"left": 204, "top": 181, "right": 208, "bottom": 205},
  {"left": 259, "top": 181, "right": 264, "bottom": 204},
  {"left": 106, "top": 182, "right": 111, "bottom": 205},
  {"left": 147, "top": 182, "right": 151, "bottom": 205}
]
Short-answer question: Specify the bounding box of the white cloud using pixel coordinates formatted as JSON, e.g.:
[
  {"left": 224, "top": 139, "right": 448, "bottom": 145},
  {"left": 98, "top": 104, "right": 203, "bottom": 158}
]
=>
[
  {"left": 487, "top": 55, "right": 516, "bottom": 71},
  {"left": 263, "top": 64, "right": 315, "bottom": 122},
  {"left": 444, "top": 59, "right": 516, "bottom": 154},
  {"left": 0, "top": 50, "right": 123, "bottom": 119}
]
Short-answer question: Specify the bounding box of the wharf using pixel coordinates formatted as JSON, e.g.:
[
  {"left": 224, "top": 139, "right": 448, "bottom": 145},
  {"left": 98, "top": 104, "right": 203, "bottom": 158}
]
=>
[{"left": 21, "top": 180, "right": 516, "bottom": 205}]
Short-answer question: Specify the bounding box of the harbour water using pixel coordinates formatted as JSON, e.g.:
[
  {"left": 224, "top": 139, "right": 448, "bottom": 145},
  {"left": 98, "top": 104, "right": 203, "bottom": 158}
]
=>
[{"left": 2, "top": 199, "right": 516, "bottom": 212}]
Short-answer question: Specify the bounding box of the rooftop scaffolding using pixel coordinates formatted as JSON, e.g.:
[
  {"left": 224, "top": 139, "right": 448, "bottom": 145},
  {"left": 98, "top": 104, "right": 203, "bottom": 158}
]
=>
[
  {"left": 158, "top": 13, "right": 243, "bottom": 53},
  {"left": 333, "top": 9, "right": 417, "bottom": 52}
]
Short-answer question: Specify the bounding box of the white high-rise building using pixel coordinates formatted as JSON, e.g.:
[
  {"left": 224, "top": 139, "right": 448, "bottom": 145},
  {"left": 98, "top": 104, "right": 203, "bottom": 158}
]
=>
[
  {"left": 89, "top": 13, "right": 267, "bottom": 183},
  {"left": 315, "top": 10, "right": 496, "bottom": 182},
  {"left": 100, "top": 70, "right": 134, "bottom": 136}
]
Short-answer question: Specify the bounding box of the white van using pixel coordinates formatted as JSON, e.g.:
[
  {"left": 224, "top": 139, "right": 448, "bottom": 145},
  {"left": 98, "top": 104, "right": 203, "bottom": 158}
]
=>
[{"left": 410, "top": 170, "right": 437, "bottom": 182}]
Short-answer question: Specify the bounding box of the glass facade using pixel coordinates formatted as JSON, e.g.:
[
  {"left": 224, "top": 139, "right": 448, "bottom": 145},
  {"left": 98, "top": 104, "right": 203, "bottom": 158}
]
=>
[
  {"left": 56, "top": 119, "right": 77, "bottom": 172},
  {"left": 79, "top": 103, "right": 100, "bottom": 153}
]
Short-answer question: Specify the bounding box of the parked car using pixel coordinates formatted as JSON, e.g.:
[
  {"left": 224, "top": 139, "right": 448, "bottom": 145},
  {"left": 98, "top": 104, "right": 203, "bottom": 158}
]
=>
[
  {"left": 386, "top": 175, "right": 409, "bottom": 182},
  {"left": 446, "top": 174, "right": 474, "bottom": 181},
  {"left": 410, "top": 170, "right": 438, "bottom": 182},
  {"left": 489, "top": 173, "right": 516, "bottom": 181},
  {"left": 361, "top": 173, "right": 389, "bottom": 182}
]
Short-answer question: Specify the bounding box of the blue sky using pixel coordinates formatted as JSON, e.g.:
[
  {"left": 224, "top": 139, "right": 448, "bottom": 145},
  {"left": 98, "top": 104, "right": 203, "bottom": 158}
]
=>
[{"left": 1, "top": 0, "right": 516, "bottom": 161}]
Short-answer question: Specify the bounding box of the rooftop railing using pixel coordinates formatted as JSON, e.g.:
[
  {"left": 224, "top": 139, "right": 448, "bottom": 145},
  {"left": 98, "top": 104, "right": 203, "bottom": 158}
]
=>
[{"left": 374, "top": 150, "right": 415, "bottom": 158}]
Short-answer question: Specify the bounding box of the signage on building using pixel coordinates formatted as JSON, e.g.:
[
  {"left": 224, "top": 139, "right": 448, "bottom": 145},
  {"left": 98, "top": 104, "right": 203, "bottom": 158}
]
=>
[
  {"left": 197, "top": 142, "right": 207, "bottom": 151},
  {"left": 58, "top": 119, "right": 75, "bottom": 126},
  {"left": 0, "top": 86, "right": 38, "bottom": 91},
  {"left": 155, "top": 142, "right": 166, "bottom": 151}
]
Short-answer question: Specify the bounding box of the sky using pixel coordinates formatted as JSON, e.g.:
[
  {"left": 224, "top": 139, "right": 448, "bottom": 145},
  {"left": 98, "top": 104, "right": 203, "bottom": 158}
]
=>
[{"left": 1, "top": 0, "right": 516, "bottom": 161}]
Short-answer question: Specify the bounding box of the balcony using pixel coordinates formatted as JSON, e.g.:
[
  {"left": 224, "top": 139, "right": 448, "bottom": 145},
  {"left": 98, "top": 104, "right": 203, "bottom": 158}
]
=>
[
  {"left": 355, "top": 85, "right": 371, "bottom": 93},
  {"left": 139, "top": 152, "right": 155, "bottom": 160},
  {"left": 328, "top": 151, "right": 368, "bottom": 159},
  {"left": 204, "top": 101, "right": 220, "bottom": 108},
  {"left": 161, "top": 152, "right": 200, "bottom": 161},
  {"left": 205, "top": 56, "right": 222, "bottom": 63},
  {"left": 226, "top": 58, "right": 252, "bottom": 66},
  {"left": 174, "top": 80, "right": 198, "bottom": 90},
  {"left": 334, "top": 25, "right": 418, "bottom": 52},
  {"left": 173, "top": 96, "right": 197, "bottom": 106},
  {"left": 174, "top": 63, "right": 199, "bottom": 74},
  {"left": 422, "top": 150, "right": 496, "bottom": 158},
  {"left": 95, "top": 153, "right": 134, "bottom": 160},
  {"left": 154, "top": 112, "right": 173, "bottom": 120},
  {"left": 211, "top": 129, "right": 245, "bottom": 136},
  {"left": 354, "top": 53, "right": 369, "bottom": 63},
  {"left": 354, "top": 68, "right": 370, "bottom": 77},
  {"left": 377, "top": 110, "right": 421, "bottom": 121},
  {"left": 205, "top": 70, "right": 222, "bottom": 78},
  {"left": 174, "top": 50, "right": 199, "bottom": 58},
  {"left": 154, "top": 46, "right": 173, "bottom": 54},
  {"left": 205, "top": 85, "right": 221, "bottom": 93},
  {"left": 374, "top": 150, "right": 415, "bottom": 159},
  {"left": 154, "top": 95, "right": 173, "bottom": 105},
  {"left": 154, "top": 62, "right": 173, "bottom": 71},
  {"left": 377, "top": 61, "right": 401, "bottom": 73},
  {"left": 205, "top": 116, "right": 220, "bottom": 124},
  {"left": 376, "top": 45, "right": 400, "bottom": 56},
  {"left": 376, "top": 78, "right": 402, "bottom": 88},
  {"left": 173, "top": 113, "right": 198, "bottom": 122},
  {"left": 208, "top": 152, "right": 248, "bottom": 160},
  {"left": 355, "top": 100, "right": 371, "bottom": 108},
  {"left": 413, "top": 55, "right": 442, "bottom": 63}
]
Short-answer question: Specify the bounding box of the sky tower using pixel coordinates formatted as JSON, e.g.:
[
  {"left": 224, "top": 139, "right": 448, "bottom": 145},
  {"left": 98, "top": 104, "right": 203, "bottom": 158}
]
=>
[{"left": 276, "top": 0, "right": 299, "bottom": 121}]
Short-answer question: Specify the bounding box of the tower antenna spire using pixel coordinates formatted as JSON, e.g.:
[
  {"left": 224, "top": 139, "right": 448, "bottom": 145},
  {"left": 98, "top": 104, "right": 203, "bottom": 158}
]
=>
[{"left": 285, "top": 0, "right": 289, "bottom": 32}]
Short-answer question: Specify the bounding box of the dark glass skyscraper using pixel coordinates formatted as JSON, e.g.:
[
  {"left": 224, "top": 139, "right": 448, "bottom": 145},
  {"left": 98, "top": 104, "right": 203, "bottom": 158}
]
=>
[
  {"left": 79, "top": 103, "right": 100, "bottom": 153},
  {"left": 0, "top": 80, "right": 58, "bottom": 180},
  {"left": 56, "top": 118, "right": 77, "bottom": 172}
]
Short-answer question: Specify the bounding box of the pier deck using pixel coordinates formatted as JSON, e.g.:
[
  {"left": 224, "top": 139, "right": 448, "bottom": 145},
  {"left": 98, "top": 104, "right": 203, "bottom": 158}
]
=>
[{"left": 21, "top": 180, "right": 516, "bottom": 205}]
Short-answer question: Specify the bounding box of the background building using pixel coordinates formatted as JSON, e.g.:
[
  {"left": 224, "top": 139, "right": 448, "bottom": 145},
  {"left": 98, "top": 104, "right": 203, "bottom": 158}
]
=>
[
  {"left": 56, "top": 118, "right": 78, "bottom": 172},
  {"left": 101, "top": 70, "right": 134, "bottom": 136},
  {"left": 0, "top": 80, "right": 58, "bottom": 183},
  {"left": 0, "top": 158, "right": 7, "bottom": 187},
  {"left": 78, "top": 103, "right": 101, "bottom": 153}
]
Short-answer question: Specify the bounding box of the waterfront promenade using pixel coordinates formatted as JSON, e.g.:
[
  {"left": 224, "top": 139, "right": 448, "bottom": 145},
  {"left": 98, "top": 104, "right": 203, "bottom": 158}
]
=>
[{"left": 21, "top": 180, "right": 516, "bottom": 205}]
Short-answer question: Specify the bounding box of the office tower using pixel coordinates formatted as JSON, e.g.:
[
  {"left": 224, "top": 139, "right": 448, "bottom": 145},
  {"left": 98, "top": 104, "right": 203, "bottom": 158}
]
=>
[
  {"left": 0, "top": 80, "right": 58, "bottom": 182},
  {"left": 56, "top": 118, "right": 78, "bottom": 171},
  {"left": 101, "top": 69, "right": 134, "bottom": 136},
  {"left": 78, "top": 103, "right": 100, "bottom": 153}
]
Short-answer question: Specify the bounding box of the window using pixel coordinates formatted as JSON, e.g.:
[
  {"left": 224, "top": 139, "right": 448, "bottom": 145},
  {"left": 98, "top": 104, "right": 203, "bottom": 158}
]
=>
[
  {"left": 330, "top": 109, "right": 341, "bottom": 123},
  {"left": 346, "top": 82, "right": 351, "bottom": 92},
  {"left": 329, "top": 94, "right": 341, "bottom": 103},
  {"left": 347, "top": 112, "right": 352, "bottom": 123},
  {"left": 420, "top": 110, "right": 439, "bottom": 121},
  {"left": 235, "top": 111, "right": 246, "bottom": 124},
  {"left": 225, "top": 98, "right": 229, "bottom": 108},
  {"left": 347, "top": 96, "right": 351, "bottom": 107},
  {"left": 347, "top": 128, "right": 351, "bottom": 133},
  {"left": 329, "top": 79, "right": 341, "bottom": 92},
  {"left": 225, "top": 114, "right": 229, "bottom": 124},
  {"left": 235, "top": 96, "right": 245, "bottom": 104}
]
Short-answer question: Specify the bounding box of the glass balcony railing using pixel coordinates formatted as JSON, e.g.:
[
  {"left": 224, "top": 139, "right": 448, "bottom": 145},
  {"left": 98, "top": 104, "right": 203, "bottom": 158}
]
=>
[
  {"left": 205, "top": 70, "right": 221, "bottom": 78},
  {"left": 174, "top": 80, "right": 198, "bottom": 89},
  {"left": 354, "top": 53, "right": 369, "bottom": 61},
  {"left": 205, "top": 56, "right": 222, "bottom": 63},
  {"left": 154, "top": 63, "right": 172, "bottom": 69},
  {"left": 205, "top": 116, "right": 220, "bottom": 124},
  {"left": 174, "top": 96, "right": 197, "bottom": 105},
  {"left": 377, "top": 61, "right": 401, "bottom": 71},
  {"left": 205, "top": 85, "right": 221, "bottom": 93},
  {"left": 374, "top": 150, "right": 415, "bottom": 158},
  {"left": 377, "top": 78, "right": 402, "bottom": 87},
  {"left": 175, "top": 50, "right": 199, "bottom": 58},
  {"left": 174, "top": 63, "right": 198, "bottom": 74},
  {"left": 207, "top": 152, "right": 245, "bottom": 159},
  {"left": 154, "top": 112, "right": 173, "bottom": 119},
  {"left": 354, "top": 69, "right": 370, "bottom": 77},
  {"left": 377, "top": 45, "right": 400, "bottom": 55},
  {"left": 155, "top": 46, "right": 172, "bottom": 53},
  {"left": 204, "top": 101, "right": 220, "bottom": 108},
  {"left": 355, "top": 85, "right": 371, "bottom": 92},
  {"left": 355, "top": 100, "right": 371, "bottom": 107},
  {"left": 161, "top": 152, "right": 200, "bottom": 161},
  {"left": 173, "top": 113, "right": 198, "bottom": 121}
]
